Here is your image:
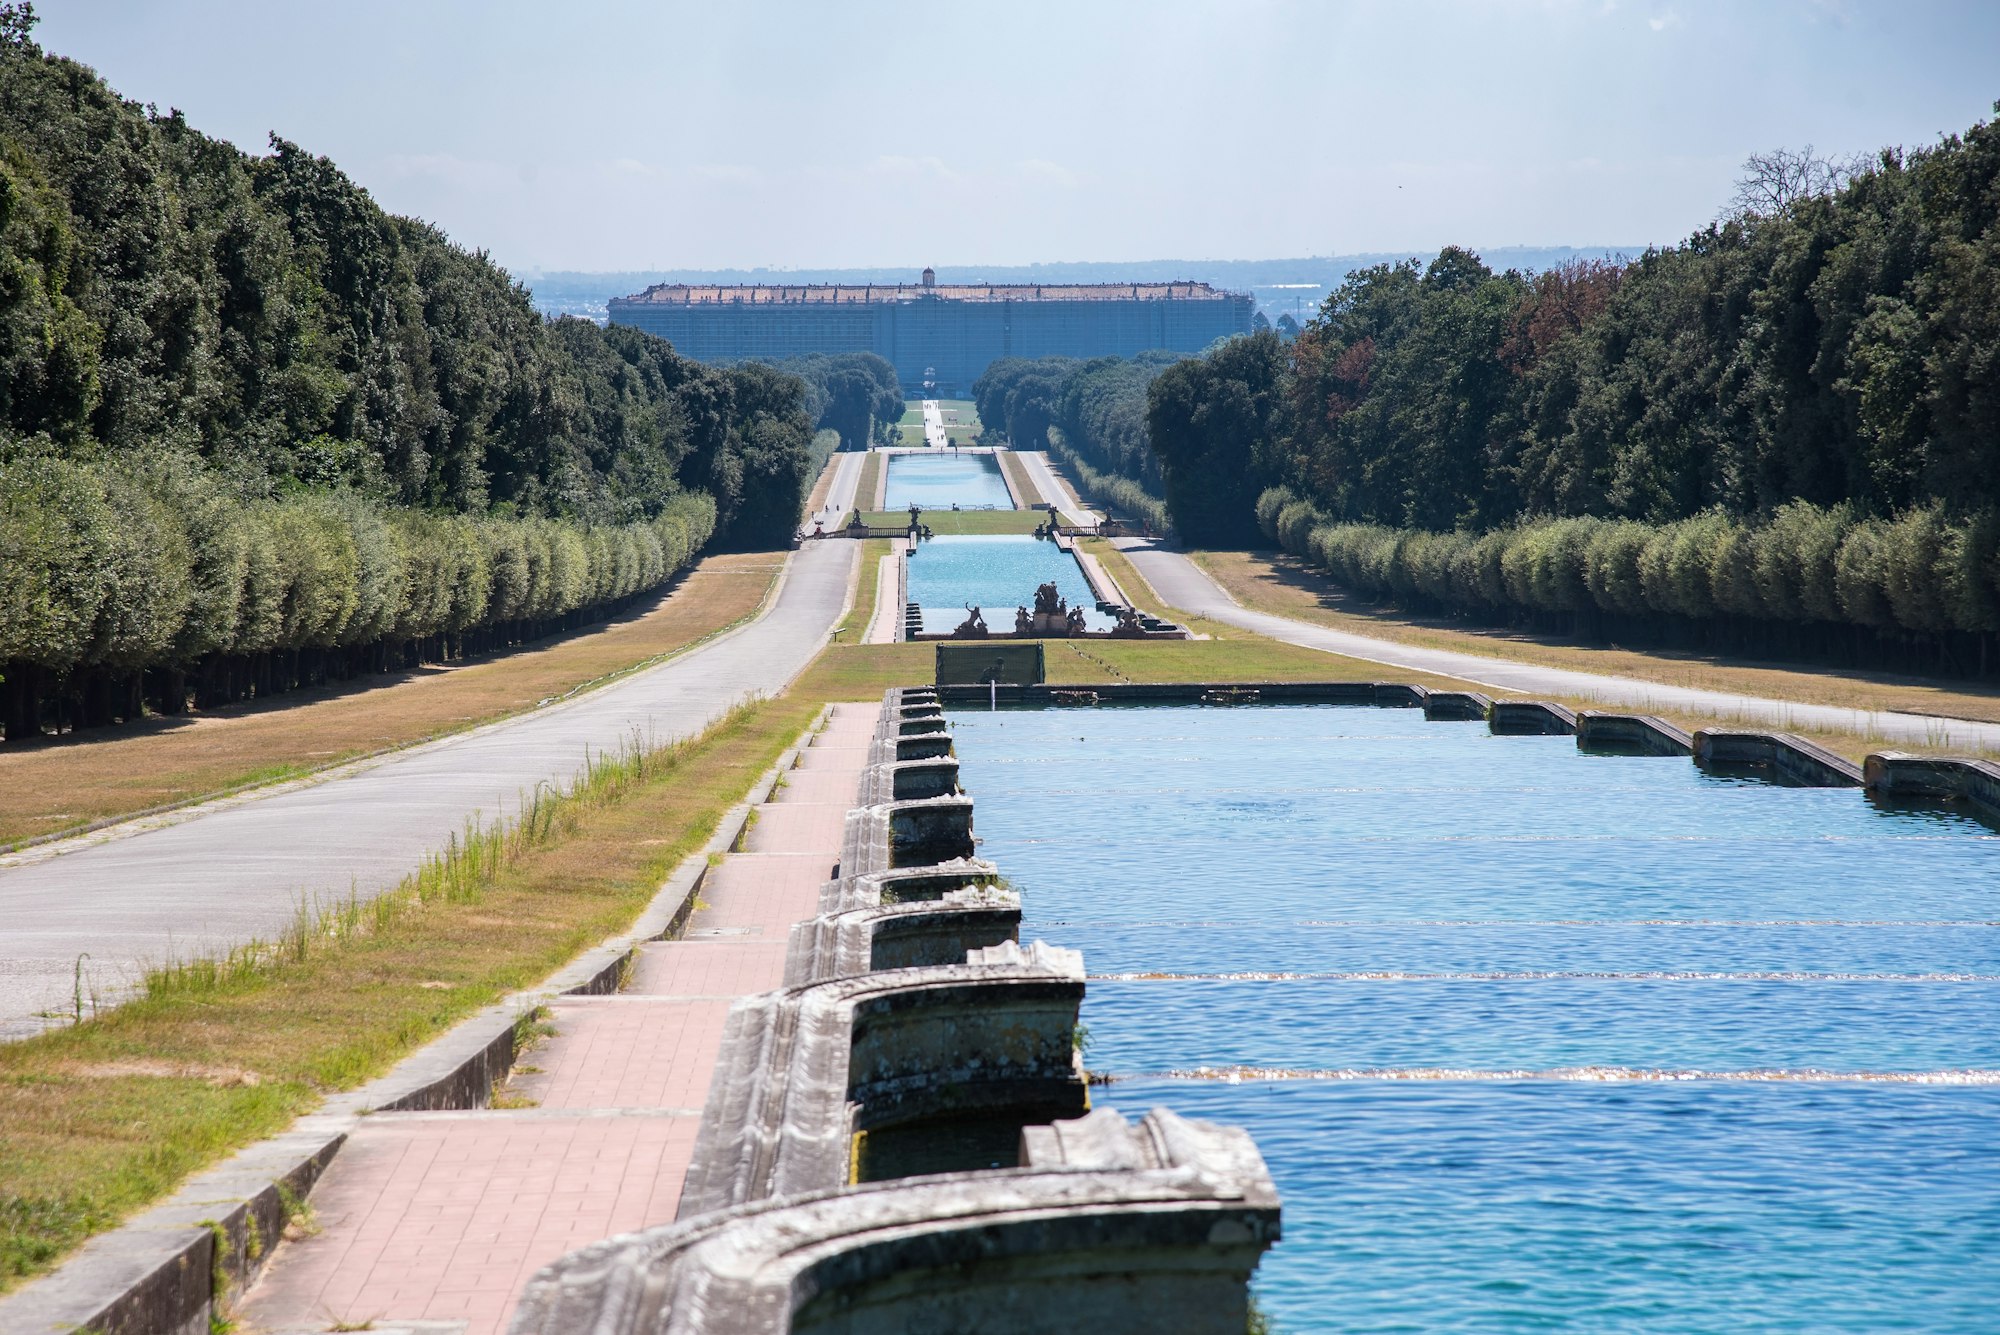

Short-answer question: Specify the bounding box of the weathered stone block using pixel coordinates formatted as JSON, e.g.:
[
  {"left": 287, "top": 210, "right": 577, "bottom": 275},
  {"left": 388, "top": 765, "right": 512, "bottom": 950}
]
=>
[
  {"left": 1694, "top": 729, "right": 1863, "bottom": 786},
  {"left": 676, "top": 942, "right": 1087, "bottom": 1217},
  {"left": 512, "top": 1107, "right": 1280, "bottom": 1335}
]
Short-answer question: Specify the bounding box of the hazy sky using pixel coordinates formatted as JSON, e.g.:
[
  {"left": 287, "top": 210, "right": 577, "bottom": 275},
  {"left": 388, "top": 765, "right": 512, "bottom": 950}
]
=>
[{"left": 38, "top": 0, "right": 2000, "bottom": 273}]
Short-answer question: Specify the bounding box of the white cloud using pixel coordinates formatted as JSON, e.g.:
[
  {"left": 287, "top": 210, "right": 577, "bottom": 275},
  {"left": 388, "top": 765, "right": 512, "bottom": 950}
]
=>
[{"left": 1648, "top": 10, "right": 1682, "bottom": 31}]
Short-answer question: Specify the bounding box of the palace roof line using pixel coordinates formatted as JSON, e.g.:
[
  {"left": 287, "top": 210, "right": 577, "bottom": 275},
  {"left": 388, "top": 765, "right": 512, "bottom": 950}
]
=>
[{"left": 612, "top": 281, "right": 1243, "bottom": 306}]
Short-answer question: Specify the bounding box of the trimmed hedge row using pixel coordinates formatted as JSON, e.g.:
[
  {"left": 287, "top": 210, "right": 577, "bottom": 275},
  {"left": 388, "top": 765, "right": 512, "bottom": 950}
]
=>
[
  {"left": 1046, "top": 428, "right": 1171, "bottom": 534},
  {"left": 1256, "top": 485, "right": 2000, "bottom": 641},
  {"left": 1, "top": 456, "right": 716, "bottom": 735}
]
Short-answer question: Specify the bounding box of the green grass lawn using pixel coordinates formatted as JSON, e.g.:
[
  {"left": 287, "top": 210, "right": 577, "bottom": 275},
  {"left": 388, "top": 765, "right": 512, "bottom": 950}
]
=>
[
  {"left": 895, "top": 399, "right": 983, "bottom": 445},
  {"left": 860, "top": 509, "right": 1043, "bottom": 535}
]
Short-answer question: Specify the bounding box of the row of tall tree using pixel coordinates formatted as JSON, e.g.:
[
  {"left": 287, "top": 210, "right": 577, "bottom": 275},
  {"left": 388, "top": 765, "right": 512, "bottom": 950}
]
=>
[
  {"left": 1, "top": 457, "right": 715, "bottom": 736},
  {"left": 0, "top": 16, "right": 820, "bottom": 738},
  {"left": 774, "top": 353, "right": 904, "bottom": 451},
  {"left": 1259, "top": 490, "right": 2000, "bottom": 674},
  {"left": 972, "top": 354, "right": 1174, "bottom": 528},
  {"left": 1143, "top": 106, "right": 2000, "bottom": 673}
]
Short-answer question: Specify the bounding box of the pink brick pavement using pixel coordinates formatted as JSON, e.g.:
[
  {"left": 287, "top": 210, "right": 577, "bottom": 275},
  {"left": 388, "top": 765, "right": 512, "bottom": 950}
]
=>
[{"left": 240, "top": 703, "right": 878, "bottom": 1335}]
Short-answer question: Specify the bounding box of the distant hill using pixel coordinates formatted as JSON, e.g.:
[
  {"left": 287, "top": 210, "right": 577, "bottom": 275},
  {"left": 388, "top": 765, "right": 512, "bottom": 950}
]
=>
[{"left": 522, "top": 249, "right": 1650, "bottom": 325}]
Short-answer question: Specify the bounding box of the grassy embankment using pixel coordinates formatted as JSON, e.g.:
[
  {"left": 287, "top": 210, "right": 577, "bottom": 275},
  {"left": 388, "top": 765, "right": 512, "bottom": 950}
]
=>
[
  {"left": 0, "top": 555, "right": 782, "bottom": 851},
  {"left": 829, "top": 540, "right": 895, "bottom": 646},
  {"left": 855, "top": 451, "right": 885, "bottom": 510},
  {"left": 995, "top": 451, "right": 1044, "bottom": 508},
  {"left": 858, "top": 510, "right": 1042, "bottom": 535},
  {"left": 0, "top": 697, "right": 825, "bottom": 1290}
]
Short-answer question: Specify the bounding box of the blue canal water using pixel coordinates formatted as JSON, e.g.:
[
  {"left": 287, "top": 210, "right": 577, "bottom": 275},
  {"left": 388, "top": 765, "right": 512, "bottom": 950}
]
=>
[
  {"left": 946, "top": 704, "right": 2000, "bottom": 1333},
  {"left": 906, "top": 535, "right": 1110, "bottom": 634},
  {"left": 881, "top": 451, "right": 1015, "bottom": 510}
]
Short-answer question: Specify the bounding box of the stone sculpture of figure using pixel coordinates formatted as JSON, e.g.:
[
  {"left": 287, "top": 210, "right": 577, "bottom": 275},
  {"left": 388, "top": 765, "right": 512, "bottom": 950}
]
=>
[
  {"left": 951, "top": 605, "right": 989, "bottom": 638},
  {"left": 1014, "top": 606, "right": 1033, "bottom": 634},
  {"left": 908, "top": 503, "right": 922, "bottom": 528},
  {"left": 1066, "top": 604, "right": 1087, "bottom": 635},
  {"left": 920, "top": 524, "right": 934, "bottom": 540},
  {"left": 1033, "top": 581, "right": 1064, "bottom": 617},
  {"left": 1109, "top": 604, "right": 1147, "bottom": 638}
]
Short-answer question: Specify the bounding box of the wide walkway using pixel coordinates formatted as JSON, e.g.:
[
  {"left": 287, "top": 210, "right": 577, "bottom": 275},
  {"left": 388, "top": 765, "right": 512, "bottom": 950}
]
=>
[
  {"left": 922, "top": 399, "right": 947, "bottom": 449},
  {"left": 1017, "top": 450, "right": 1100, "bottom": 524},
  {"left": 0, "top": 467, "right": 863, "bottom": 1040},
  {"left": 1118, "top": 539, "right": 2000, "bottom": 750},
  {"left": 807, "top": 450, "right": 864, "bottom": 532},
  {"left": 237, "top": 703, "right": 877, "bottom": 1335}
]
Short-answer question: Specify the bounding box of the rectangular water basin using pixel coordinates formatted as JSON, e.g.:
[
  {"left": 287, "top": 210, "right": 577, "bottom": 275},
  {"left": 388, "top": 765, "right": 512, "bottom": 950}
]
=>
[
  {"left": 947, "top": 703, "right": 2000, "bottom": 1333},
  {"left": 882, "top": 451, "right": 1015, "bottom": 510},
  {"left": 907, "top": 535, "right": 1111, "bottom": 635}
]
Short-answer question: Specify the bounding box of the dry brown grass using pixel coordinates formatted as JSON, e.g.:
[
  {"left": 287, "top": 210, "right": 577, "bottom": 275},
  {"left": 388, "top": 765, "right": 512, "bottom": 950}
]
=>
[
  {"left": 996, "top": 451, "right": 1044, "bottom": 508},
  {"left": 856, "top": 452, "right": 885, "bottom": 512},
  {"left": 1194, "top": 549, "right": 2000, "bottom": 729},
  {"left": 0, "top": 553, "right": 781, "bottom": 848},
  {"left": 804, "top": 450, "right": 842, "bottom": 515},
  {"left": 829, "top": 540, "right": 893, "bottom": 646}
]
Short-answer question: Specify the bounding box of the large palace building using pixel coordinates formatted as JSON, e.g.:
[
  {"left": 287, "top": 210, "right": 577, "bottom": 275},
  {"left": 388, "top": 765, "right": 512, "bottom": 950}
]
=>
[{"left": 606, "top": 268, "right": 1254, "bottom": 395}]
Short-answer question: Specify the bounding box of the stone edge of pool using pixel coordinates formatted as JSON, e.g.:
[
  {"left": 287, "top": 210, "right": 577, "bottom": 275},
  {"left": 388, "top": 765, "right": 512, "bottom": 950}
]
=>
[
  {"left": 507, "top": 687, "right": 1285, "bottom": 1335},
  {"left": 929, "top": 678, "right": 2000, "bottom": 820}
]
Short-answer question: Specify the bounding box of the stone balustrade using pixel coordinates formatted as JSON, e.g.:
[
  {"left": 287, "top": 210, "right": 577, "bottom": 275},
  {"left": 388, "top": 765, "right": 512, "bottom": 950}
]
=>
[
  {"left": 511, "top": 687, "right": 1280, "bottom": 1335},
  {"left": 512, "top": 1109, "right": 1280, "bottom": 1335}
]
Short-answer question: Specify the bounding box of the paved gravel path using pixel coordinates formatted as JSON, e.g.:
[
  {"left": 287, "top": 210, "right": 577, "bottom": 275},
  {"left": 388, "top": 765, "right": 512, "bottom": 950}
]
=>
[
  {"left": 237, "top": 705, "right": 877, "bottom": 1335},
  {"left": 1117, "top": 538, "right": 2000, "bottom": 752},
  {"left": 0, "top": 468, "right": 864, "bottom": 1039},
  {"left": 1016, "top": 450, "right": 1101, "bottom": 523}
]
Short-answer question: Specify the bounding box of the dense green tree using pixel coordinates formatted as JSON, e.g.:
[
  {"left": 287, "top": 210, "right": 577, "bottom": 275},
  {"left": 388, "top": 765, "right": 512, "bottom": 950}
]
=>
[
  {"left": 1167, "top": 103, "right": 2000, "bottom": 674},
  {"left": 1146, "top": 330, "right": 1287, "bottom": 546},
  {"left": 0, "top": 32, "right": 810, "bottom": 739},
  {"left": 771, "top": 352, "right": 901, "bottom": 451}
]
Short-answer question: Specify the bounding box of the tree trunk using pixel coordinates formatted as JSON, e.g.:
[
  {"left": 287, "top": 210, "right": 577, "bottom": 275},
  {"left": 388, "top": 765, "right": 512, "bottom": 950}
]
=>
[
  {"left": 80, "top": 670, "right": 114, "bottom": 728},
  {"left": 2, "top": 664, "right": 41, "bottom": 742}
]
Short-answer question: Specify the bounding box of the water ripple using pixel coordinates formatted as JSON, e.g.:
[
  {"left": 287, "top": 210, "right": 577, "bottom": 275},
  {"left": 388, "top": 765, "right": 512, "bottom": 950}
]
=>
[
  {"left": 1093, "top": 969, "right": 2000, "bottom": 982},
  {"left": 1123, "top": 1064, "right": 2000, "bottom": 1085}
]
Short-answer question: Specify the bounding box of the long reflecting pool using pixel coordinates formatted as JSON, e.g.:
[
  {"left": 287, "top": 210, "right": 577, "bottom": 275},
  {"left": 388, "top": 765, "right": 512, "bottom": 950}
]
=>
[
  {"left": 947, "top": 704, "right": 2000, "bottom": 1333},
  {"left": 907, "top": 535, "right": 1109, "bottom": 634},
  {"left": 882, "top": 451, "right": 1014, "bottom": 510}
]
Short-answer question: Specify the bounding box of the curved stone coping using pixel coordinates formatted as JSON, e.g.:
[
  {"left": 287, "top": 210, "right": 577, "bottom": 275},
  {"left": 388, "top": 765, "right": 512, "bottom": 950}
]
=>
[
  {"left": 816, "top": 857, "right": 1004, "bottom": 917},
  {"left": 838, "top": 796, "right": 975, "bottom": 878},
  {"left": 1422, "top": 689, "right": 1493, "bottom": 721},
  {"left": 1864, "top": 751, "right": 2000, "bottom": 823},
  {"left": 784, "top": 887, "right": 1023, "bottom": 985},
  {"left": 872, "top": 704, "right": 946, "bottom": 737},
  {"left": 1489, "top": 698, "right": 1580, "bottom": 735},
  {"left": 676, "top": 941, "right": 1087, "bottom": 1218},
  {"left": 1576, "top": 710, "right": 1694, "bottom": 756},
  {"left": 1693, "top": 728, "right": 1864, "bottom": 786},
  {"left": 514, "top": 1108, "right": 1279, "bottom": 1335},
  {"left": 868, "top": 730, "right": 954, "bottom": 765},
  {"left": 933, "top": 679, "right": 1439, "bottom": 706},
  {"left": 857, "top": 756, "right": 960, "bottom": 806}
]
